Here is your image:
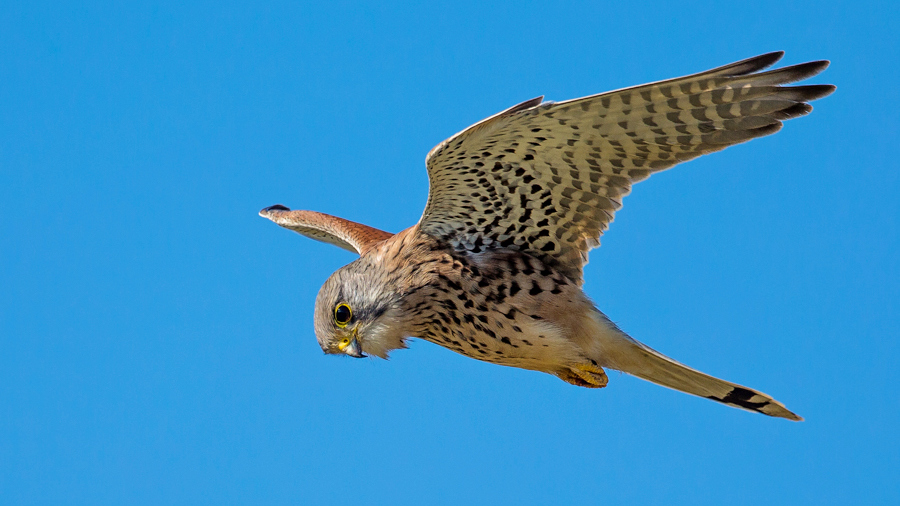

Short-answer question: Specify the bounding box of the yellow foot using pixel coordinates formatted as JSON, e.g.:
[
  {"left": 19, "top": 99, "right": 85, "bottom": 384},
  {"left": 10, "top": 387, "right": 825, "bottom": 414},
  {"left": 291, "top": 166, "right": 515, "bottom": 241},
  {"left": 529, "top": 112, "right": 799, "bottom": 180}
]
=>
[{"left": 557, "top": 362, "right": 608, "bottom": 388}]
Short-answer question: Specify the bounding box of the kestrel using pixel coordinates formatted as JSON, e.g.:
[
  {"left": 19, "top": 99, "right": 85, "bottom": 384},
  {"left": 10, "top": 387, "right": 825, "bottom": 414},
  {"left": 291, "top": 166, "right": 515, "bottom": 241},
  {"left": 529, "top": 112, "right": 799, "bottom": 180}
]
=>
[{"left": 261, "top": 52, "right": 833, "bottom": 420}]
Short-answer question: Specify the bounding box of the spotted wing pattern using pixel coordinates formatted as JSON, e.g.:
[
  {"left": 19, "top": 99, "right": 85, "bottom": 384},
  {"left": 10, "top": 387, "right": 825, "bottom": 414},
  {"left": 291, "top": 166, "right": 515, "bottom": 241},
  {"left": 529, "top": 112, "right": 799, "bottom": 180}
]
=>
[
  {"left": 419, "top": 52, "right": 834, "bottom": 284},
  {"left": 259, "top": 205, "right": 393, "bottom": 255}
]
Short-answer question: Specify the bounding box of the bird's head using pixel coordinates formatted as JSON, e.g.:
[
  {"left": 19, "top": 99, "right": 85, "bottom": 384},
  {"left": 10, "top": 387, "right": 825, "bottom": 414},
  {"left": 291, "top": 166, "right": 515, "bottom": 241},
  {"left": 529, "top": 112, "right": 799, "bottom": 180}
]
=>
[{"left": 313, "top": 260, "right": 407, "bottom": 359}]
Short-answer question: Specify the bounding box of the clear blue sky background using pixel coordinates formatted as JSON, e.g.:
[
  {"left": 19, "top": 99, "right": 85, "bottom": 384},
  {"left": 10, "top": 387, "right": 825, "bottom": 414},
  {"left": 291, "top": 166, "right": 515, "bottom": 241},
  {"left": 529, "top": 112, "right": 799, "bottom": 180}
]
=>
[{"left": 2, "top": 1, "right": 897, "bottom": 504}]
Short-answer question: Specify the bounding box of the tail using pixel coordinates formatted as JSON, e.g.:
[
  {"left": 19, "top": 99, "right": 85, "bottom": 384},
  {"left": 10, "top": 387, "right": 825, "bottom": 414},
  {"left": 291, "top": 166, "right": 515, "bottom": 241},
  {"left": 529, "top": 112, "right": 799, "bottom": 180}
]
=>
[{"left": 599, "top": 331, "right": 802, "bottom": 421}]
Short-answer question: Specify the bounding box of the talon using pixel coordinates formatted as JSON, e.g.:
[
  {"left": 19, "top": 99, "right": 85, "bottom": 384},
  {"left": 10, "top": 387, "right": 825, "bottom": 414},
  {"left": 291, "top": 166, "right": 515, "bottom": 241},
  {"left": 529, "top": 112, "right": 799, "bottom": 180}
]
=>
[{"left": 558, "top": 363, "right": 608, "bottom": 388}]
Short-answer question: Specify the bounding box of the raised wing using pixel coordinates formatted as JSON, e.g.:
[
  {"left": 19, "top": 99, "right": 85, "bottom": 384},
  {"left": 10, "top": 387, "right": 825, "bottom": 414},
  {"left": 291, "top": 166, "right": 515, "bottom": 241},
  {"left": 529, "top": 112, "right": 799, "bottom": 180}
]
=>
[
  {"left": 419, "top": 52, "right": 834, "bottom": 284},
  {"left": 259, "top": 205, "right": 393, "bottom": 255}
]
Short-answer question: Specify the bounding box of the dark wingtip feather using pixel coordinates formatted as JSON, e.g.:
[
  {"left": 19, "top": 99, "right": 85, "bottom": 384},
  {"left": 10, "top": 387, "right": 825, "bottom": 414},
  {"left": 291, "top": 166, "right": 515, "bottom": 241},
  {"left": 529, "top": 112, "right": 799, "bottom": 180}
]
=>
[
  {"left": 751, "top": 51, "right": 786, "bottom": 72},
  {"left": 774, "top": 60, "right": 831, "bottom": 84},
  {"left": 773, "top": 103, "right": 814, "bottom": 120},
  {"left": 259, "top": 204, "right": 291, "bottom": 217},
  {"left": 783, "top": 84, "right": 837, "bottom": 102},
  {"left": 812, "top": 83, "right": 837, "bottom": 99},
  {"left": 749, "top": 122, "right": 784, "bottom": 139},
  {"left": 796, "top": 59, "right": 830, "bottom": 78},
  {"left": 703, "top": 122, "right": 783, "bottom": 145},
  {"left": 711, "top": 51, "right": 785, "bottom": 77},
  {"left": 505, "top": 96, "right": 544, "bottom": 115},
  {"left": 728, "top": 59, "right": 834, "bottom": 88}
]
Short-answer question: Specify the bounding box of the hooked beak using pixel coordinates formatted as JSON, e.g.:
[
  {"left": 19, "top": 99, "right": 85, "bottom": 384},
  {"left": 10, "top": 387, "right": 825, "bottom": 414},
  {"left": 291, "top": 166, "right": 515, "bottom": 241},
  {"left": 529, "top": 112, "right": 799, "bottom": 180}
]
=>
[{"left": 338, "top": 328, "right": 364, "bottom": 358}]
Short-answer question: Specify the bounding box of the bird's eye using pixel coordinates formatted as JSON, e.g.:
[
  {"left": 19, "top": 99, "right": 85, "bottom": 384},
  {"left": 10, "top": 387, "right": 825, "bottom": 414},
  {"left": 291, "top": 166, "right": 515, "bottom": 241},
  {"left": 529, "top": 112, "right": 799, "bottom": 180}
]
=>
[{"left": 334, "top": 303, "right": 352, "bottom": 327}]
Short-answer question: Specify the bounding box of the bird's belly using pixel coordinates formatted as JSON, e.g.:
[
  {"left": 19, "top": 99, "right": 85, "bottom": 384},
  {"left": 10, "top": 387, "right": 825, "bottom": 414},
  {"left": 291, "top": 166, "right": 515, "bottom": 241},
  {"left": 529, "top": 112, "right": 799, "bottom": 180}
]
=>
[
  {"left": 413, "top": 248, "right": 590, "bottom": 372},
  {"left": 419, "top": 311, "right": 580, "bottom": 371}
]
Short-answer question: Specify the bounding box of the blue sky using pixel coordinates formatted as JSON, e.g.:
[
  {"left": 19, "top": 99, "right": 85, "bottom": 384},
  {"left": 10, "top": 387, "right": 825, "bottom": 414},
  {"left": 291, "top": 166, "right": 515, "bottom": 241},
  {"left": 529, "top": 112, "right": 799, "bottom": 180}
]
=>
[{"left": 2, "top": 1, "right": 898, "bottom": 504}]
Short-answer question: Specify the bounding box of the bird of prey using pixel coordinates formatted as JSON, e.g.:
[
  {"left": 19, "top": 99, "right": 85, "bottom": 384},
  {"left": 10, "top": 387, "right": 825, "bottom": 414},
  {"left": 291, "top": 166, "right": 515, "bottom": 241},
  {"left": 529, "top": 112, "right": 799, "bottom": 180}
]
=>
[{"left": 261, "top": 52, "right": 833, "bottom": 420}]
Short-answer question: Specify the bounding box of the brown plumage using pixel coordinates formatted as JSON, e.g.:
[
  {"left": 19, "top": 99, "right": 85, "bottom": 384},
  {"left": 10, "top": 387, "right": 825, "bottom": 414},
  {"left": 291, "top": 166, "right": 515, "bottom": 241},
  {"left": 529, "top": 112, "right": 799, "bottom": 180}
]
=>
[{"left": 260, "top": 52, "right": 834, "bottom": 420}]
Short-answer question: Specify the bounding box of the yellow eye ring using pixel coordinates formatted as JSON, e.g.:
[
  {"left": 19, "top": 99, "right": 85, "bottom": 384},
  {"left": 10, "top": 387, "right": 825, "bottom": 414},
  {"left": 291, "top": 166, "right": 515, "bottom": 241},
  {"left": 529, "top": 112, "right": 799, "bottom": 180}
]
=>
[{"left": 334, "top": 303, "right": 352, "bottom": 327}]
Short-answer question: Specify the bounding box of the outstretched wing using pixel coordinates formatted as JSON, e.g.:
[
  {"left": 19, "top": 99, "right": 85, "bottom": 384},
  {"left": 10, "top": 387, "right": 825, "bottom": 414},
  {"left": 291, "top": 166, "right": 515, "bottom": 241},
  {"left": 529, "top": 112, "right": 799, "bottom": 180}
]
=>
[
  {"left": 259, "top": 205, "right": 393, "bottom": 255},
  {"left": 418, "top": 52, "right": 834, "bottom": 284}
]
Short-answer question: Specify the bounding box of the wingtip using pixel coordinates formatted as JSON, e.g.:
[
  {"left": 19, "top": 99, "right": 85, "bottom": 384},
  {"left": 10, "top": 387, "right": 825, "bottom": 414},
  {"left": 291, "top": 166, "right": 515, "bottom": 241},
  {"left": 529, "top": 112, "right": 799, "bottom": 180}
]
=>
[
  {"left": 746, "top": 51, "right": 786, "bottom": 72},
  {"left": 803, "top": 59, "right": 832, "bottom": 78},
  {"left": 259, "top": 204, "right": 290, "bottom": 218},
  {"left": 766, "top": 403, "right": 804, "bottom": 422},
  {"left": 778, "top": 59, "right": 832, "bottom": 83},
  {"left": 795, "top": 84, "right": 837, "bottom": 101},
  {"left": 761, "top": 50, "right": 786, "bottom": 64}
]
